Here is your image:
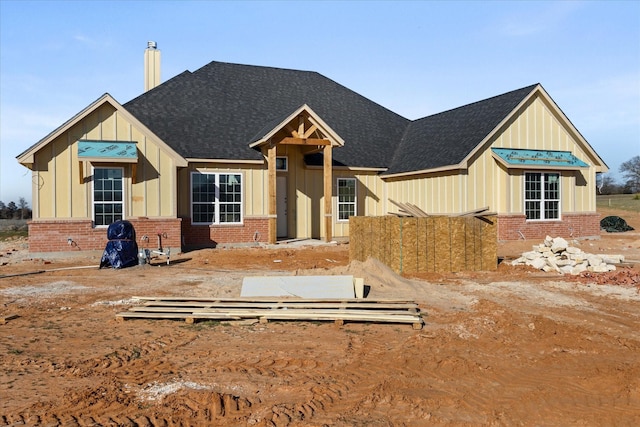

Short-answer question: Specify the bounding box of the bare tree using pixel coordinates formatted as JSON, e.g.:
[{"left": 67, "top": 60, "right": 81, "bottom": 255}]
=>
[
  {"left": 597, "top": 173, "right": 620, "bottom": 194},
  {"left": 18, "top": 197, "right": 29, "bottom": 220},
  {"left": 620, "top": 155, "right": 640, "bottom": 193}
]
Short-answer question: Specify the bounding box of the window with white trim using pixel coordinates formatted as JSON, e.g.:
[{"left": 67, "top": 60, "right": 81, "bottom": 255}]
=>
[
  {"left": 525, "top": 172, "right": 560, "bottom": 220},
  {"left": 191, "top": 172, "right": 242, "bottom": 224},
  {"left": 93, "top": 167, "right": 124, "bottom": 226},
  {"left": 337, "top": 178, "right": 356, "bottom": 221}
]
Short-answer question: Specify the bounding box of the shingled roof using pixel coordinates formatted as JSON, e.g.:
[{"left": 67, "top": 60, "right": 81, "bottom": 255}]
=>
[
  {"left": 385, "top": 84, "right": 538, "bottom": 175},
  {"left": 124, "top": 61, "right": 408, "bottom": 168},
  {"left": 124, "top": 60, "right": 538, "bottom": 174}
]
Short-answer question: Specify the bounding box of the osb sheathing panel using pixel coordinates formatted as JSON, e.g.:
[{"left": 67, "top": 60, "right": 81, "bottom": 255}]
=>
[{"left": 349, "top": 215, "right": 497, "bottom": 274}]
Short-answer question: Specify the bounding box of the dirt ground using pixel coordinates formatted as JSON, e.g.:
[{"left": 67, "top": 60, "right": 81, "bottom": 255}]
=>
[{"left": 1, "top": 208, "right": 639, "bottom": 426}]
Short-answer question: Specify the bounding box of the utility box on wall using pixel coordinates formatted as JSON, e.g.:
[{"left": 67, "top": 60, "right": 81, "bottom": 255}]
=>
[{"left": 349, "top": 215, "right": 497, "bottom": 274}]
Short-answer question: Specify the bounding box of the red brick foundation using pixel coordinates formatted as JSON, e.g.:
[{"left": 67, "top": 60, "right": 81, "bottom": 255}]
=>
[
  {"left": 181, "top": 217, "right": 270, "bottom": 248},
  {"left": 28, "top": 218, "right": 182, "bottom": 253},
  {"left": 497, "top": 213, "right": 601, "bottom": 241}
]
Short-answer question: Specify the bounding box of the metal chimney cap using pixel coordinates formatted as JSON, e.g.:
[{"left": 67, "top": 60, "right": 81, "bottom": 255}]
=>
[{"left": 147, "top": 41, "right": 157, "bottom": 49}]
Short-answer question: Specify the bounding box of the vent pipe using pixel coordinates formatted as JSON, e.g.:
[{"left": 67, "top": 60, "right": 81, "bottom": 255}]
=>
[{"left": 144, "top": 41, "right": 161, "bottom": 92}]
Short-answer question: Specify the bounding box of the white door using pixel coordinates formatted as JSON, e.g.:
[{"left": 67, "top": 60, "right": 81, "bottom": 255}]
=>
[{"left": 277, "top": 176, "right": 287, "bottom": 238}]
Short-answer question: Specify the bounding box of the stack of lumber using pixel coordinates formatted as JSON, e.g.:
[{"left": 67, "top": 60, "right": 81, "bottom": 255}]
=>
[
  {"left": 116, "top": 297, "right": 424, "bottom": 329},
  {"left": 389, "top": 199, "right": 496, "bottom": 218}
]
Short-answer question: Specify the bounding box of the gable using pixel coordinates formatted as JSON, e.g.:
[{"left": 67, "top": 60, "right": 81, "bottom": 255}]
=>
[
  {"left": 17, "top": 94, "right": 187, "bottom": 168},
  {"left": 485, "top": 90, "right": 608, "bottom": 173}
]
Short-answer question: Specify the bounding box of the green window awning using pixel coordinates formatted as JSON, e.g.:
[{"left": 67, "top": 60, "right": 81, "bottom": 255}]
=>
[
  {"left": 491, "top": 148, "right": 589, "bottom": 169},
  {"left": 78, "top": 140, "right": 138, "bottom": 163}
]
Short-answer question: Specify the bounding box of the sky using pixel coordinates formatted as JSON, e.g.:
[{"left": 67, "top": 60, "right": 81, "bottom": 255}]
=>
[{"left": 1, "top": 0, "right": 639, "bottom": 205}]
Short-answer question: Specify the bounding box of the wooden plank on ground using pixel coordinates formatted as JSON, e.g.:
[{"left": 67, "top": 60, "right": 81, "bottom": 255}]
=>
[
  {"left": 116, "top": 297, "right": 424, "bottom": 328},
  {"left": 1, "top": 314, "right": 19, "bottom": 325},
  {"left": 141, "top": 301, "right": 419, "bottom": 310}
]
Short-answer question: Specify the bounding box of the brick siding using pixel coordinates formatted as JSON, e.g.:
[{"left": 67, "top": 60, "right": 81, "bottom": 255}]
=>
[
  {"left": 181, "top": 217, "right": 270, "bottom": 248},
  {"left": 28, "top": 218, "right": 182, "bottom": 253},
  {"left": 497, "top": 213, "right": 601, "bottom": 241}
]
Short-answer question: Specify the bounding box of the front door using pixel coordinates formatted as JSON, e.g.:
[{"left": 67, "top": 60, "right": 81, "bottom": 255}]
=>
[{"left": 277, "top": 176, "right": 287, "bottom": 238}]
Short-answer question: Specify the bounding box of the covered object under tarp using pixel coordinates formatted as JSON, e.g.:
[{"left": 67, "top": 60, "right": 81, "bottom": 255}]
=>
[
  {"left": 99, "top": 220, "right": 139, "bottom": 269},
  {"left": 600, "top": 216, "right": 635, "bottom": 233}
]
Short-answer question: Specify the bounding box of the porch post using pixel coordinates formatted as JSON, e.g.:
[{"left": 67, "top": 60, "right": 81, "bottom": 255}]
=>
[
  {"left": 267, "top": 144, "right": 277, "bottom": 244},
  {"left": 323, "top": 144, "right": 332, "bottom": 242}
]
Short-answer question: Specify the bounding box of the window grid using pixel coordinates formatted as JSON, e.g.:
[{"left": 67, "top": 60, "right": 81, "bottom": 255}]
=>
[
  {"left": 337, "top": 178, "right": 356, "bottom": 221},
  {"left": 525, "top": 172, "right": 560, "bottom": 220},
  {"left": 93, "top": 168, "right": 124, "bottom": 226},
  {"left": 191, "top": 172, "right": 242, "bottom": 224}
]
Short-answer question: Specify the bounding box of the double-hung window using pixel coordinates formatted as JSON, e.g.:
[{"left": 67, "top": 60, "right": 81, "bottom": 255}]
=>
[
  {"left": 93, "top": 167, "right": 124, "bottom": 226},
  {"left": 337, "top": 178, "right": 356, "bottom": 221},
  {"left": 191, "top": 172, "right": 242, "bottom": 224},
  {"left": 525, "top": 172, "right": 560, "bottom": 220}
]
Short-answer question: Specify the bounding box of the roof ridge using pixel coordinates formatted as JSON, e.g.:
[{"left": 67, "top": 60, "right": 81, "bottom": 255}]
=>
[{"left": 413, "top": 83, "right": 539, "bottom": 122}]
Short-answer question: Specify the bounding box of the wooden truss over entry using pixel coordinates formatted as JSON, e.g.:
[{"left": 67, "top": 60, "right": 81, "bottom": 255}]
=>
[{"left": 249, "top": 105, "right": 344, "bottom": 244}]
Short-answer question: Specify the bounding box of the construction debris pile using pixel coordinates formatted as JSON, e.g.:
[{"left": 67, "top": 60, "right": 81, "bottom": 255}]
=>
[{"left": 511, "top": 236, "right": 624, "bottom": 275}]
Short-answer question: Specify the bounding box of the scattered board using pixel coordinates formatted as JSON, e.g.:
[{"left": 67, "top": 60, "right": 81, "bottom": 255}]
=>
[
  {"left": 116, "top": 297, "right": 424, "bottom": 329},
  {"left": 1, "top": 314, "right": 19, "bottom": 325}
]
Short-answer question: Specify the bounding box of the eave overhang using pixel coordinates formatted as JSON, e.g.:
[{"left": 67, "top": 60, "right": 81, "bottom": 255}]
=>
[{"left": 381, "top": 164, "right": 466, "bottom": 179}]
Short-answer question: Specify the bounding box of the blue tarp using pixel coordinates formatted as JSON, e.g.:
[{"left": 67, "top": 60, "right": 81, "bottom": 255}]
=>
[{"left": 99, "top": 220, "right": 139, "bottom": 269}]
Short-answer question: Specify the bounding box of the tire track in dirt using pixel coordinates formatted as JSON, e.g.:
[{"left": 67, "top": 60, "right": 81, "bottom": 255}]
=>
[
  {"left": 1, "top": 333, "right": 197, "bottom": 425},
  {"left": 165, "top": 343, "right": 358, "bottom": 426}
]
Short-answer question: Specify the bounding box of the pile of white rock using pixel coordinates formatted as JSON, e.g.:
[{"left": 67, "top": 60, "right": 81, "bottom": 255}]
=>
[{"left": 511, "top": 236, "right": 624, "bottom": 275}]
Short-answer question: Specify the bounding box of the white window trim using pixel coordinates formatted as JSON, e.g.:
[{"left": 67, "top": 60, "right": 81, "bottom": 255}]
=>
[
  {"left": 91, "top": 166, "right": 125, "bottom": 228},
  {"left": 336, "top": 177, "right": 357, "bottom": 222},
  {"left": 524, "top": 171, "right": 561, "bottom": 221},
  {"left": 190, "top": 171, "right": 244, "bottom": 225},
  {"left": 276, "top": 156, "right": 288, "bottom": 172}
]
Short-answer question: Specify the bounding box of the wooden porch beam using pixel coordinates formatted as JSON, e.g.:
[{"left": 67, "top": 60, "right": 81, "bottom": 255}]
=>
[
  {"left": 286, "top": 124, "right": 299, "bottom": 138},
  {"left": 280, "top": 137, "right": 330, "bottom": 146},
  {"left": 267, "top": 145, "right": 277, "bottom": 244},
  {"left": 303, "top": 124, "right": 318, "bottom": 138},
  {"left": 324, "top": 144, "right": 333, "bottom": 243}
]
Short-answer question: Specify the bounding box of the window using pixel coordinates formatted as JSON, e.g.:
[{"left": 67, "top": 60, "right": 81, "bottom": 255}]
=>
[
  {"left": 337, "top": 178, "right": 356, "bottom": 221},
  {"left": 525, "top": 172, "right": 560, "bottom": 220},
  {"left": 93, "top": 167, "right": 124, "bottom": 226},
  {"left": 191, "top": 172, "right": 242, "bottom": 224},
  {"left": 275, "top": 156, "right": 288, "bottom": 171}
]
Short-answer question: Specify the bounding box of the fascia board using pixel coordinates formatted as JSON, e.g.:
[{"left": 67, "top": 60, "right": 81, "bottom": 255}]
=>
[
  {"left": 186, "top": 158, "right": 265, "bottom": 165},
  {"left": 381, "top": 164, "right": 465, "bottom": 179},
  {"left": 17, "top": 93, "right": 112, "bottom": 164},
  {"left": 458, "top": 85, "right": 540, "bottom": 170},
  {"left": 16, "top": 93, "right": 188, "bottom": 168}
]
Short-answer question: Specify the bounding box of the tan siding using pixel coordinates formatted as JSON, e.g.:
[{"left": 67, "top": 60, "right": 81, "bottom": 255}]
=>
[
  {"left": 485, "top": 94, "right": 598, "bottom": 214},
  {"left": 31, "top": 103, "right": 182, "bottom": 222}
]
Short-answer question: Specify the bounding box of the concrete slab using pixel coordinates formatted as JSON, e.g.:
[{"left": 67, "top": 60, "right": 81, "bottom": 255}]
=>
[{"left": 241, "top": 275, "right": 355, "bottom": 299}]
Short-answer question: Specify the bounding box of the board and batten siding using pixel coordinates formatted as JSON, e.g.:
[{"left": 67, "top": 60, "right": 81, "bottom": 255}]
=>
[
  {"left": 31, "top": 103, "right": 178, "bottom": 221},
  {"left": 487, "top": 94, "right": 598, "bottom": 215},
  {"left": 382, "top": 93, "right": 598, "bottom": 217}
]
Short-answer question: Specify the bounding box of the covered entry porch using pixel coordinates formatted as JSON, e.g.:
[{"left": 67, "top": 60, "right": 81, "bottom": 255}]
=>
[{"left": 250, "top": 105, "right": 344, "bottom": 244}]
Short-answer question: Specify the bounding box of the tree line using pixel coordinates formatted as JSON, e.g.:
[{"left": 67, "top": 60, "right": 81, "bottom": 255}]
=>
[
  {"left": 598, "top": 155, "right": 640, "bottom": 195},
  {"left": 0, "top": 198, "right": 31, "bottom": 220}
]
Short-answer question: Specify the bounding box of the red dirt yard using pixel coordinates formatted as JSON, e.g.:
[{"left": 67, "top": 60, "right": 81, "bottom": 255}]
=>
[{"left": 1, "top": 207, "right": 639, "bottom": 426}]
